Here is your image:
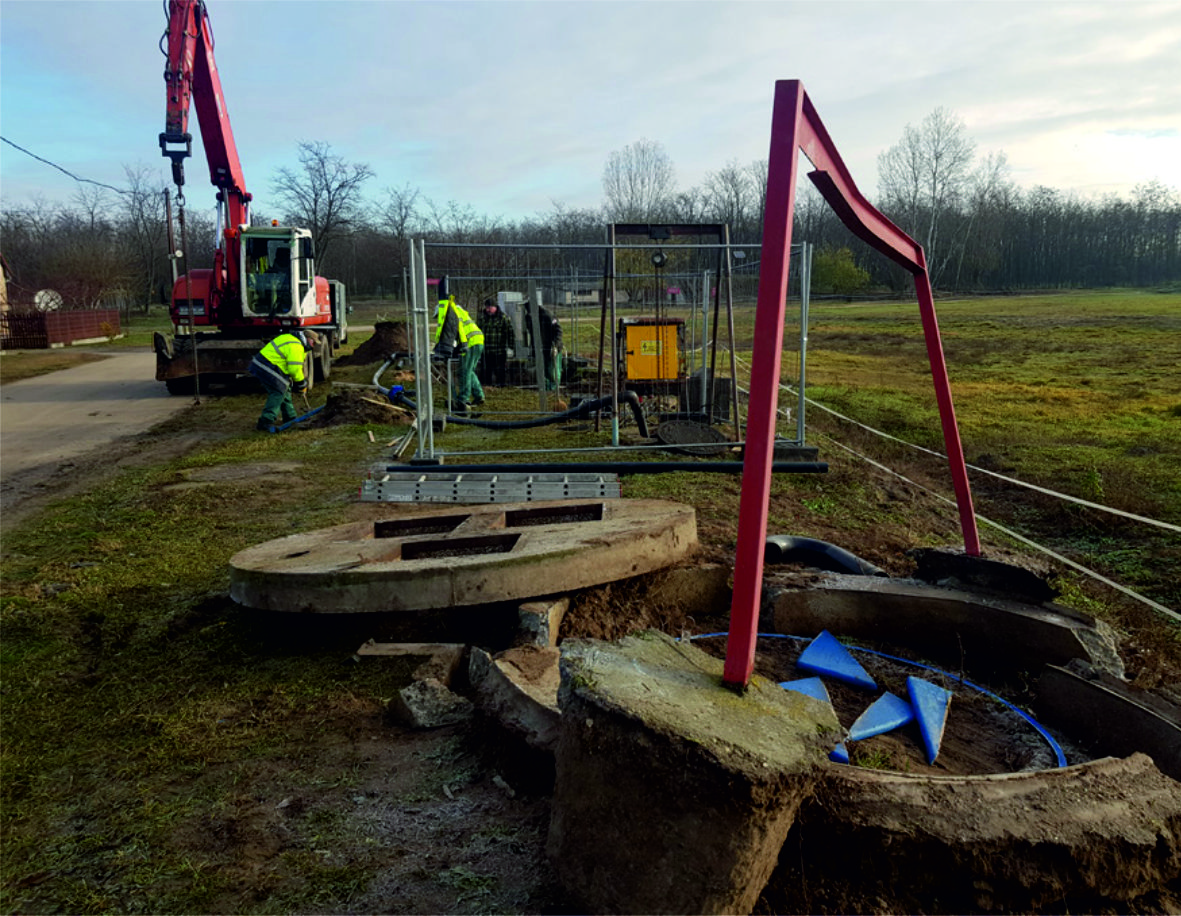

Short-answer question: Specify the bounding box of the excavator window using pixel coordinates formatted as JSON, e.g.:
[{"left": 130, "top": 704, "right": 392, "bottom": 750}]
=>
[{"left": 245, "top": 239, "right": 293, "bottom": 314}]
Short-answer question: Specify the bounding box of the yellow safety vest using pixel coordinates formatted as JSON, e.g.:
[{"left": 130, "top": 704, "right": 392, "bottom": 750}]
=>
[
  {"left": 456, "top": 303, "right": 484, "bottom": 347},
  {"left": 435, "top": 299, "right": 484, "bottom": 348},
  {"left": 260, "top": 333, "right": 308, "bottom": 383}
]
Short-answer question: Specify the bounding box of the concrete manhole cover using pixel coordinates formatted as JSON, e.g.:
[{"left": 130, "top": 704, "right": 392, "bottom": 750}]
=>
[{"left": 229, "top": 498, "right": 698, "bottom": 613}]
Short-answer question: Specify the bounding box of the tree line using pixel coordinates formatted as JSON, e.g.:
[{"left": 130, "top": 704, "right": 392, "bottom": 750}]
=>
[{"left": 1, "top": 111, "right": 1177, "bottom": 314}]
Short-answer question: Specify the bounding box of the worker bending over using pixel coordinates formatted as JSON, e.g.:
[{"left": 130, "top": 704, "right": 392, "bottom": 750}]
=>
[
  {"left": 249, "top": 329, "right": 320, "bottom": 431},
  {"left": 522, "top": 300, "right": 563, "bottom": 392},
  {"left": 433, "top": 294, "right": 485, "bottom": 414}
]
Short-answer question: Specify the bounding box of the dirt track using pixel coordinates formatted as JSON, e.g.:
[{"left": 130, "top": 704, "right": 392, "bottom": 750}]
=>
[{"left": 0, "top": 349, "right": 192, "bottom": 529}]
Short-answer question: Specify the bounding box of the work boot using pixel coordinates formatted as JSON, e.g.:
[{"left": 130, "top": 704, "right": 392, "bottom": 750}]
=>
[
  {"left": 451, "top": 402, "right": 469, "bottom": 417},
  {"left": 257, "top": 418, "right": 274, "bottom": 432}
]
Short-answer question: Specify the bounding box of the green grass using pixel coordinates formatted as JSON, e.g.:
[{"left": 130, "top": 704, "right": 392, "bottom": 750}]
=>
[
  {"left": 0, "top": 332, "right": 434, "bottom": 912},
  {"left": 795, "top": 289, "right": 1181, "bottom": 605},
  {"left": 0, "top": 348, "right": 112, "bottom": 384}
]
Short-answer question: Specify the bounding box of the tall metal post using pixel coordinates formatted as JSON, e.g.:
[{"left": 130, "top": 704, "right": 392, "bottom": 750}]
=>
[
  {"left": 410, "top": 239, "right": 436, "bottom": 460},
  {"left": 608, "top": 226, "right": 620, "bottom": 447},
  {"left": 797, "top": 241, "right": 811, "bottom": 445},
  {"left": 527, "top": 279, "right": 547, "bottom": 412},
  {"left": 725, "top": 81, "right": 806, "bottom": 688},
  {"left": 723, "top": 225, "right": 742, "bottom": 441},
  {"left": 700, "top": 269, "right": 709, "bottom": 417}
]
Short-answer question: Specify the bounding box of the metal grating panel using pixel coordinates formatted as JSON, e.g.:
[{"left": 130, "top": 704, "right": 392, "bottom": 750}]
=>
[{"left": 361, "top": 471, "right": 622, "bottom": 503}]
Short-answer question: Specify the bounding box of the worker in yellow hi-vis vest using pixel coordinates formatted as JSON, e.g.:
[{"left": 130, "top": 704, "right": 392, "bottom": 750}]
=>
[
  {"left": 433, "top": 294, "right": 484, "bottom": 414},
  {"left": 249, "top": 329, "right": 319, "bottom": 430}
]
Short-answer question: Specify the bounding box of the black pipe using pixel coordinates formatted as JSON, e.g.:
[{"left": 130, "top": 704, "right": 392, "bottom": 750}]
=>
[
  {"left": 398, "top": 390, "right": 651, "bottom": 437},
  {"left": 387, "top": 461, "right": 828, "bottom": 475},
  {"left": 764, "top": 534, "right": 886, "bottom": 576}
]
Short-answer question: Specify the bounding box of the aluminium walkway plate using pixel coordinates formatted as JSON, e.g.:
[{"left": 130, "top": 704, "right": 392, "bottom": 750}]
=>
[{"left": 361, "top": 471, "right": 621, "bottom": 503}]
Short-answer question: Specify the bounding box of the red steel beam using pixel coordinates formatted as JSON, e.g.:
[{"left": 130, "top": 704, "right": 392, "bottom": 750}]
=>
[{"left": 723, "top": 80, "right": 981, "bottom": 689}]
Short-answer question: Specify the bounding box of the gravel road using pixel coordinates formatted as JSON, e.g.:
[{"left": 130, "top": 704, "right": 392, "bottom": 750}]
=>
[{"left": 1, "top": 349, "right": 191, "bottom": 525}]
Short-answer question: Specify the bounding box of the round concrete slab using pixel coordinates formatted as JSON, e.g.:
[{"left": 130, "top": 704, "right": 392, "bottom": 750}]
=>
[{"left": 229, "top": 498, "right": 697, "bottom": 613}]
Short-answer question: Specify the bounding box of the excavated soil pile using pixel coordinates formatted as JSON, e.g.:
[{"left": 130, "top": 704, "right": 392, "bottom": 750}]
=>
[
  {"left": 310, "top": 388, "right": 414, "bottom": 428},
  {"left": 334, "top": 321, "right": 410, "bottom": 366}
]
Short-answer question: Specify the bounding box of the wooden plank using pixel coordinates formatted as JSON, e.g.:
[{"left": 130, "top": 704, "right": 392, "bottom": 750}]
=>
[{"left": 356, "top": 641, "right": 464, "bottom": 657}]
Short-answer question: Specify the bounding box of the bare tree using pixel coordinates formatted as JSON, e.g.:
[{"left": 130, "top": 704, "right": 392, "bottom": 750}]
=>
[
  {"left": 271, "top": 141, "right": 374, "bottom": 265},
  {"left": 602, "top": 138, "right": 676, "bottom": 222},
  {"left": 747, "top": 158, "right": 769, "bottom": 237},
  {"left": 877, "top": 108, "right": 976, "bottom": 283},
  {"left": 952, "top": 151, "right": 1014, "bottom": 288},
  {"left": 379, "top": 182, "right": 422, "bottom": 240},
  {"left": 121, "top": 166, "right": 169, "bottom": 313},
  {"left": 424, "top": 198, "right": 482, "bottom": 239},
  {"left": 548, "top": 201, "right": 602, "bottom": 244},
  {"left": 670, "top": 187, "right": 708, "bottom": 224},
  {"left": 704, "top": 160, "right": 753, "bottom": 234}
]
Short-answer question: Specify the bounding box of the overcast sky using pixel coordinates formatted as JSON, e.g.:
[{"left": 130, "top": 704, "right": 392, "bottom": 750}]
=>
[{"left": 2, "top": 0, "right": 1179, "bottom": 225}]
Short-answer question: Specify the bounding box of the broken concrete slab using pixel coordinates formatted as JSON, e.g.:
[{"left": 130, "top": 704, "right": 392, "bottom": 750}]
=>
[
  {"left": 469, "top": 645, "right": 561, "bottom": 753},
  {"left": 547, "top": 631, "right": 840, "bottom": 915},
  {"left": 1036, "top": 662, "right": 1181, "bottom": 782},
  {"left": 356, "top": 641, "right": 467, "bottom": 687},
  {"left": 768, "top": 571, "right": 1125, "bottom": 678},
  {"left": 764, "top": 753, "right": 1181, "bottom": 914},
  {"left": 387, "top": 678, "right": 473, "bottom": 729},
  {"left": 908, "top": 545, "right": 1059, "bottom": 603},
  {"left": 229, "top": 498, "right": 697, "bottom": 613},
  {"left": 515, "top": 597, "right": 568, "bottom": 648}
]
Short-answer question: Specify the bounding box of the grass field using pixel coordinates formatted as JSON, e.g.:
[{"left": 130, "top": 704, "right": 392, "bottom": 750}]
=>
[{"left": 1, "top": 289, "right": 1178, "bottom": 913}]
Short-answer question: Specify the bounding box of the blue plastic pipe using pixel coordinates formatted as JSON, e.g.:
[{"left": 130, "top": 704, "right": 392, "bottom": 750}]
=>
[{"left": 265, "top": 405, "right": 325, "bottom": 433}]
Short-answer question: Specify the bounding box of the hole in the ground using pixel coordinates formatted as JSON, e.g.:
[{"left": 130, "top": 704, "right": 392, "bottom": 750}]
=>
[
  {"left": 401, "top": 533, "right": 520, "bottom": 560},
  {"left": 505, "top": 503, "right": 605, "bottom": 527},
  {"left": 375, "top": 514, "right": 470, "bottom": 538}
]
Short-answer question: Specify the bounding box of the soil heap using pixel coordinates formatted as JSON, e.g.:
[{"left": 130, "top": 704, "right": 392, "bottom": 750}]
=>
[{"left": 335, "top": 321, "right": 410, "bottom": 366}]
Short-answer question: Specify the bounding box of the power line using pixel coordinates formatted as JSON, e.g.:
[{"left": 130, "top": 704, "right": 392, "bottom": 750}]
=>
[{"left": 1, "top": 136, "right": 130, "bottom": 196}]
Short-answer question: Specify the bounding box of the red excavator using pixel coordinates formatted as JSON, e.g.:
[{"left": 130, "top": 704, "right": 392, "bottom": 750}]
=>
[{"left": 154, "top": 0, "right": 347, "bottom": 394}]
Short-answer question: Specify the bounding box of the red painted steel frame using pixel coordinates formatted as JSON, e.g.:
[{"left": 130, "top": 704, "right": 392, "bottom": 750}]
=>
[{"left": 723, "top": 80, "right": 981, "bottom": 688}]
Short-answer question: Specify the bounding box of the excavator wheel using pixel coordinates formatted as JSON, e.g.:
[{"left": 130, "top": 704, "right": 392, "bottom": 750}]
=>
[{"left": 314, "top": 341, "right": 332, "bottom": 382}]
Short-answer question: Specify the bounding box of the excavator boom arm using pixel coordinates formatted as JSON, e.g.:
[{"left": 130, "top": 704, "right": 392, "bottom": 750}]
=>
[{"left": 160, "top": 0, "right": 250, "bottom": 228}]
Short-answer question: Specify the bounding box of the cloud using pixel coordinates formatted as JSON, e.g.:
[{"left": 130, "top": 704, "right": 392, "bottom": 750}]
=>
[{"left": 3, "top": 0, "right": 1179, "bottom": 219}]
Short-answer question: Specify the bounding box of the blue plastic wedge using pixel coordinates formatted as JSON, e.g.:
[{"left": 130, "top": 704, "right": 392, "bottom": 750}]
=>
[
  {"left": 778, "top": 677, "right": 833, "bottom": 705},
  {"left": 907, "top": 676, "right": 952, "bottom": 764},
  {"left": 829, "top": 741, "right": 850, "bottom": 764},
  {"left": 796, "top": 630, "right": 877, "bottom": 690},
  {"left": 847, "top": 691, "right": 915, "bottom": 741}
]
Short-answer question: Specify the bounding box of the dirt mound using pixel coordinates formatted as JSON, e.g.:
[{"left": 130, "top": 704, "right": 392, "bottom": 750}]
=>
[
  {"left": 311, "top": 387, "right": 414, "bottom": 427},
  {"left": 335, "top": 321, "right": 410, "bottom": 366}
]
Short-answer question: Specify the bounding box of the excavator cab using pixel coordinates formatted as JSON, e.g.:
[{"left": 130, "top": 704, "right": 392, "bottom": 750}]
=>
[{"left": 241, "top": 227, "right": 318, "bottom": 318}]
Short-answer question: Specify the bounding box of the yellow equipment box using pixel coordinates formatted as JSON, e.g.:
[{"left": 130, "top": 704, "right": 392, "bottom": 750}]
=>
[{"left": 619, "top": 317, "right": 684, "bottom": 381}]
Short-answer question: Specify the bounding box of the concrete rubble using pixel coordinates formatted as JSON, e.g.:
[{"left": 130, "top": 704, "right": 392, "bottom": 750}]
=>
[
  {"left": 767, "top": 570, "right": 1126, "bottom": 678},
  {"left": 357, "top": 641, "right": 471, "bottom": 729},
  {"left": 768, "top": 753, "right": 1181, "bottom": 913},
  {"left": 546, "top": 631, "right": 840, "bottom": 915},
  {"left": 469, "top": 645, "right": 561, "bottom": 753},
  {"left": 387, "top": 678, "right": 473, "bottom": 729}
]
